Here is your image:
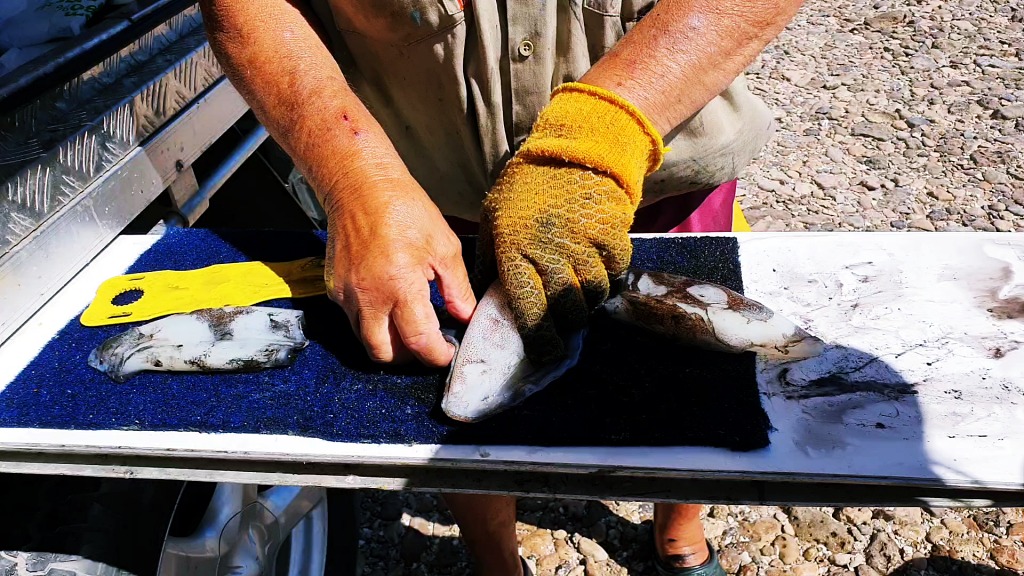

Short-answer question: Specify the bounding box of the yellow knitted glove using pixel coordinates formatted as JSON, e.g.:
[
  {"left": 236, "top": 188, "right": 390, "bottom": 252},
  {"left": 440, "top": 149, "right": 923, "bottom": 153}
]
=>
[{"left": 478, "top": 82, "right": 667, "bottom": 365}]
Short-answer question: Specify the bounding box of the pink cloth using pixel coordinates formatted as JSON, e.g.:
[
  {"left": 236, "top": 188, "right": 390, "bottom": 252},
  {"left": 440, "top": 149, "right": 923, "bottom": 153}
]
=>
[
  {"left": 630, "top": 180, "right": 737, "bottom": 234},
  {"left": 445, "top": 180, "right": 738, "bottom": 235}
]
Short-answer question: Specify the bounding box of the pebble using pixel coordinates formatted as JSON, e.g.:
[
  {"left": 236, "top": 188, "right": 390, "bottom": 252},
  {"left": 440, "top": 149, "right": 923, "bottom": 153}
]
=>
[
  {"left": 775, "top": 534, "right": 802, "bottom": 565},
  {"left": 792, "top": 562, "right": 820, "bottom": 576},
  {"left": 864, "top": 532, "right": 901, "bottom": 573},
  {"left": 522, "top": 530, "right": 556, "bottom": 558},
  {"left": 577, "top": 537, "right": 609, "bottom": 562},
  {"left": 942, "top": 518, "right": 969, "bottom": 535},
  {"left": 994, "top": 104, "right": 1024, "bottom": 119},
  {"left": 909, "top": 218, "right": 935, "bottom": 231},
  {"left": 928, "top": 189, "right": 955, "bottom": 202},
  {"left": 833, "top": 553, "right": 854, "bottom": 567},
  {"left": 991, "top": 545, "right": 1024, "bottom": 571},
  {"left": 851, "top": 122, "right": 894, "bottom": 141},
  {"left": 813, "top": 174, "right": 841, "bottom": 189},
  {"left": 927, "top": 525, "right": 950, "bottom": 545},
  {"left": 747, "top": 518, "right": 784, "bottom": 546}
]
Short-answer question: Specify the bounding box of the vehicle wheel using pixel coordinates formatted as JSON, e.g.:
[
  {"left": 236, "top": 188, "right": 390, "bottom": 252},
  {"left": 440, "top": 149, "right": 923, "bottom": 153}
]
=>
[
  {"left": 0, "top": 474, "right": 360, "bottom": 576},
  {"left": 0, "top": 473, "right": 183, "bottom": 575}
]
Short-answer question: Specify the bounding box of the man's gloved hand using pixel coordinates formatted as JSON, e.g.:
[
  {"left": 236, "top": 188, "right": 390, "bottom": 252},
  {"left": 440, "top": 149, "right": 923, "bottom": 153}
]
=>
[{"left": 478, "top": 82, "right": 667, "bottom": 365}]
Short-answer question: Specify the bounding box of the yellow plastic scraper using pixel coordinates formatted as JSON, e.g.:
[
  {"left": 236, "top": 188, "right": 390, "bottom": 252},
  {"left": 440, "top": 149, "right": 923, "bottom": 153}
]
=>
[{"left": 80, "top": 258, "right": 327, "bottom": 327}]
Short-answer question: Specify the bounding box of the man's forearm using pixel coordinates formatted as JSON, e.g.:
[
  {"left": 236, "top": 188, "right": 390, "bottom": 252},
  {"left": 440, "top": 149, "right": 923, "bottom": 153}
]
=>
[
  {"left": 581, "top": 0, "right": 803, "bottom": 135},
  {"left": 198, "top": 0, "right": 405, "bottom": 211}
]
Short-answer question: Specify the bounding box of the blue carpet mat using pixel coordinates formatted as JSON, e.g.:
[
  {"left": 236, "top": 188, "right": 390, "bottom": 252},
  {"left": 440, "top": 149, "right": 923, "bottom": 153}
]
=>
[{"left": 0, "top": 228, "right": 770, "bottom": 450}]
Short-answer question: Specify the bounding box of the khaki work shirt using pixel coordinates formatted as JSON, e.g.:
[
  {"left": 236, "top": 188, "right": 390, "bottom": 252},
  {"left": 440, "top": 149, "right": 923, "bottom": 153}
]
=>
[{"left": 309, "top": 0, "right": 775, "bottom": 222}]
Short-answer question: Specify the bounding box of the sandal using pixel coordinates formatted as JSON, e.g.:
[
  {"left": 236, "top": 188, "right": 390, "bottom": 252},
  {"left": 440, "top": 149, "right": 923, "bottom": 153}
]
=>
[{"left": 653, "top": 539, "right": 726, "bottom": 576}]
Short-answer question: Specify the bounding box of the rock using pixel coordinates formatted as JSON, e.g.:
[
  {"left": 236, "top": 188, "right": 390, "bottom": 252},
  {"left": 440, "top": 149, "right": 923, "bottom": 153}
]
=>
[
  {"left": 852, "top": 122, "right": 894, "bottom": 141},
  {"left": 855, "top": 565, "right": 881, "bottom": 576},
  {"left": 786, "top": 506, "right": 860, "bottom": 553},
  {"left": 522, "top": 531, "right": 556, "bottom": 558},
  {"left": 554, "top": 538, "right": 577, "bottom": 563},
  {"left": 909, "top": 218, "right": 935, "bottom": 231},
  {"left": 962, "top": 517, "right": 982, "bottom": 533},
  {"left": 792, "top": 562, "right": 820, "bottom": 576},
  {"left": 746, "top": 518, "right": 784, "bottom": 547},
  {"left": 584, "top": 561, "right": 606, "bottom": 576},
  {"left": 927, "top": 525, "right": 950, "bottom": 545},
  {"left": 865, "top": 10, "right": 907, "bottom": 30},
  {"left": 1009, "top": 522, "right": 1024, "bottom": 538},
  {"left": 833, "top": 553, "right": 854, "bottom": 566},
  {"left": 719, "top": 546, "right": 745, "bottom": 574},
  {"left": 704, "top": 518, "right": 728, "bottom": 540},
  {"left": 554, "top": 529, "right": 569, "bottom": 540},
  {"left": 910, "top": 54, "right": 938, "bottom": 70},
  {"left": 814, "top": 174, "right": 841, "bottom": 189},
  {"left": 538, "top": 553, "right": 562, "bottom": 572},
  {"left": 991, "top": 545, "right": 1024, "bottom": 571},
  {"left": 984, "top": 169, "right": 1011, "bottom": 185},
  {"left": 577, "top": 537, "right": 609, "bottom": 562},
  {"left": 775, "top": 535, "right": 801, "bottom": 565},
  {"left": 839, "top": 509, "right": 873, "bottom": 526},
  {"left": 844, "top": 215, "right": 866, "bottom": 228},
  {"left": 942, "top": 517, "right": 969, "bottom": 535},
  {"left": 928, "top": 189, "right": 955, "bottom": 201},
  {"left": 783, "top": 70, "right": 812, "bottom": 87},
  {"left": 739, "top": 564, "right": 758, "bottom": 576},
  {"left": 895, "top": 524, "right": 926, "bottom": 542},
  {"left": 569, "top": 566, "right": 586, "bottom": 576},
  {"left": 859, "top": 177, "right": 882, "bottom": 190},
  {"left": 864, "top": 110, "right": 898, "bottom": 123},
  {"left": 995, "top": 219, "right": 1014, "bottom": 232},
  {"left": 864, "top": 532, "right": 901, "bottom": 573},
  {"left": 994, "top": 104, "right": 1024, "bottom": 119}
]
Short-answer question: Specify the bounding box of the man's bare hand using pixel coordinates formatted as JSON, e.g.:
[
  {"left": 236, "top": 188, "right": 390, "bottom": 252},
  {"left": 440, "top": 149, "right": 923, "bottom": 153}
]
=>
[{"left": 323, "top": 175, "right": 476, "bottom": 367}]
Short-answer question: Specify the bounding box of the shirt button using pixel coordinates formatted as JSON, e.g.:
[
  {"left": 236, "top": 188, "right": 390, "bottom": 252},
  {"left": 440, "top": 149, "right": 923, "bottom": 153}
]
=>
[{"left": 518, "top": 39, "right": 535, "bottom": 58}]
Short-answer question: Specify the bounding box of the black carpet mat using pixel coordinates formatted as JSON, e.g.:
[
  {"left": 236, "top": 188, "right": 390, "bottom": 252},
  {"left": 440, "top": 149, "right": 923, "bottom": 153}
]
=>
[{"left": 0, "top": 228, "right": 770, "bottom": 450}]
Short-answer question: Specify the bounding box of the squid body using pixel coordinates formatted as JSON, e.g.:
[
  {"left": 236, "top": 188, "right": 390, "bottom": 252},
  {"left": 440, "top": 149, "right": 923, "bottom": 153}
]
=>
[
  {"left": 443, "top": 269, "right": 824, "bottom": 422},
  {"left": 88, "top": 306, "right": 308, "bottom": 383}
]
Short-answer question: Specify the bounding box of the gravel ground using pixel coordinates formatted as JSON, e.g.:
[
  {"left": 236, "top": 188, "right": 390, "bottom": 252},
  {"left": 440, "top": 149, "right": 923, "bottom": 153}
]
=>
[{"left": 357, "top": 0, "right": 1024, "bottom": 574}]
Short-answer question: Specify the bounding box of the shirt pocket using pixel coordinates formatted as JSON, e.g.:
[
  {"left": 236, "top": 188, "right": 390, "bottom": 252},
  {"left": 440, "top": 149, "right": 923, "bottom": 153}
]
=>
[
  {"left": 582, "top": 0, "right": 623, "bottom": 62},
  {"left": 324, "top": 0, "right": 465, "bottom": 46},
  {"left": 621, "top": 0, "right": 658, "bottom": 31}
]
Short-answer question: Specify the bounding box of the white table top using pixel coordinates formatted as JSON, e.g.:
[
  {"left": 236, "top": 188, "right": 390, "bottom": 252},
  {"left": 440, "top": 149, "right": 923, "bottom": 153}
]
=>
[{"left": 1, "top": 232, "right": 1021, "bottom": 503}]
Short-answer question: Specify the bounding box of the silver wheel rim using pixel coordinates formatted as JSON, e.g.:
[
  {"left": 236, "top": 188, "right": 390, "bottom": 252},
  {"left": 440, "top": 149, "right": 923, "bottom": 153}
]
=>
[{"left": 158, "top": 483, "right": 328, "bottom": 576}]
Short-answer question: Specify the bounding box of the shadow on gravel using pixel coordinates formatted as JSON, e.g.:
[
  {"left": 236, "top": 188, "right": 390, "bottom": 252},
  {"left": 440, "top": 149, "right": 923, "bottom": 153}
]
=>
[{"left": 890, "top": 557, "right": 1021, "bottom": 576}]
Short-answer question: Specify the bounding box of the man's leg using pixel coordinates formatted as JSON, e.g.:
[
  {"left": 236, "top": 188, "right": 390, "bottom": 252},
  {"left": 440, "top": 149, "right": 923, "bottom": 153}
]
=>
[
  {"left": 442, "top": 493, "right": 523, "bottom": 576},
  {"left": 634, "top": 181, "right": 739, "bottom": 574},
  {"left": 654, "top": 503, "right": 711, "bottom": 568}
]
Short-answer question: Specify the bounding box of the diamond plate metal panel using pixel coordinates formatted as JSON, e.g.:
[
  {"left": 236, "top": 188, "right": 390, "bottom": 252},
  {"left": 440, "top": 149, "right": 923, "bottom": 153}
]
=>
[{"left": 0, "top": 4, "right": 224, "bottom": 255}]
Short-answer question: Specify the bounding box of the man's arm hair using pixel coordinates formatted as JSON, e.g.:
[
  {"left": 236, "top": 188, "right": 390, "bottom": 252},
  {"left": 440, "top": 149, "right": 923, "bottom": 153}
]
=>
[
  {"left": 581, "top": 0, "right": 804, "bottom": 135},
  {"left": 198, "top": 0, "right": 409, "bottom": 212}
]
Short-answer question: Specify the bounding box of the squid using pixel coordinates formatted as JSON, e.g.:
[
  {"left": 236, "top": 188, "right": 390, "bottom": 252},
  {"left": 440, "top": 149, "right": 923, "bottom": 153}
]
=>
[
  {"left": 88, "top": 306, "right": 308, "bottom": 383},
  {"left": 442, "top": 269, "right": 824, "bottom": 422}
]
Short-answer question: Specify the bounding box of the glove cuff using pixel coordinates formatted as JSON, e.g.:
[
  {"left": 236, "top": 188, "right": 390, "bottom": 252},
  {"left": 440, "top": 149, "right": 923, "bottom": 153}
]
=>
[{"left": 517, "top": 82, "right": 668, "bottom": 206}]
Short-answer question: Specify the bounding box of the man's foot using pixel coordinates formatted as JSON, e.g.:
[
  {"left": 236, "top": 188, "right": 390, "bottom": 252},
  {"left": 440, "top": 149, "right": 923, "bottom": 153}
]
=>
[{"left": 653, "top": 539, "right": 726, "bottom": 576}]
